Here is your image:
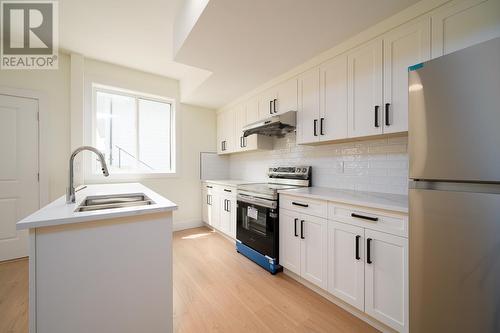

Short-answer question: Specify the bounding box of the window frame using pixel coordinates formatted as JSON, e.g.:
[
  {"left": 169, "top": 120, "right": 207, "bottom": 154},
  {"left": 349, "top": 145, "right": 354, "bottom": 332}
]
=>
[{"left": 86, "top": 83, "right": 177, "bottom": 181}]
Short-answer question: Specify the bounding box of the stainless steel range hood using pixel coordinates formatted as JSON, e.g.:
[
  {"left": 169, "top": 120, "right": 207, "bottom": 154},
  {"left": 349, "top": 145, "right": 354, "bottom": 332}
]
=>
[{"left": 243, "top": 111, "right": 296, "bottom": 138}]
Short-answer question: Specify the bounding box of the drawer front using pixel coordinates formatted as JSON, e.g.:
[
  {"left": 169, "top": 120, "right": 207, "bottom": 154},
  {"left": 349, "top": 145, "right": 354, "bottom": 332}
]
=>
[
  {"left": 280, "top": 195, "right": 327, "bottom": 219},
  {"left": 203, "top": 183, "right": 237, "bottom": 197},
  {"left": 328, "top": 203, "right": 408, "bottom": 237}
]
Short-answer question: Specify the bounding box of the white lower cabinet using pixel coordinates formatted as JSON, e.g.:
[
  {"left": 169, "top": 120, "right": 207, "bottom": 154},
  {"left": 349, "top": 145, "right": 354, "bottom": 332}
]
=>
[
  {"left": 219, "top": 194, "right": 236, "bottom": 239},
  {"left": 327, "top": 221, "right": 365, "bottom": 311},
  {"left": 279, "top": 208, "right": 328, "bottom": 289},
  {"left": 201, "top": 183, "right": 236, "bottom": 238},
  {"left": 364, "top": 229, "right": 408, "bottom": 333},
  {"left": 280, "top": 200, "right": 408, "bottom": 332}
]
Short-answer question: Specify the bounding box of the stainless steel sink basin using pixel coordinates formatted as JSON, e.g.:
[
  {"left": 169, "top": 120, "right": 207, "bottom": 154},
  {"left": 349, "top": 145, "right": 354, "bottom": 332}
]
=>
[{"left": 75, "top": 193, "right": 155, "bottom": 212}]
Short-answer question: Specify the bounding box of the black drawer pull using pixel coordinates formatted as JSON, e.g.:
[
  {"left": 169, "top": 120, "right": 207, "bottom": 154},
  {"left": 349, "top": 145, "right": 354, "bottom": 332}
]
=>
[
  {"left": 385, "top": 103, "right": 391, "bottom": 126},
  {"left": 313, "top": 119, "right": 318, "bottom": 136},
  {"left": 300, "top": 220, "right": 305, "bottom": 239},
  {"left": 355, "top": 235, "right": 361, "bottom": 260},
  {"left": 224, "top": 189, "right": 232, "bottom": 193},
  {"left": 367, "top": 238, "right": 373, "bottom": 264},
  {"left": 374, "top": 105, "right": 380, "bottom": 128},
  {"left": 273, "top": 98, "right": 277, "bottom": 113},
  {"left": 351, "top": 213, "right": 378, "bottom": 222},
  {"left": 206, "top": 185, "right": 213, "bottom": 188},
  {"left": 294, "top": 218, "right": 298, "bottom": 237},
  {"left": 320, "top": 118, "right": 324, "bottom": 135},
  {"left": 270, "top": 100, "right": 273, "bottom": 114},
  {"left": 292, "top": 202, "right": 309, "bottom": 208}
]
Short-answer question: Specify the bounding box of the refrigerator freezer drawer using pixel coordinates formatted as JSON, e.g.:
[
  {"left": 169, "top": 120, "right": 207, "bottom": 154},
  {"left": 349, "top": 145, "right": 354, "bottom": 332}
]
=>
[
  {"left": 409, "top": 37, "right": 500, "bottom": 182},
  {"left": 409, "top": 187, "right": 500, "bottom": 333}
]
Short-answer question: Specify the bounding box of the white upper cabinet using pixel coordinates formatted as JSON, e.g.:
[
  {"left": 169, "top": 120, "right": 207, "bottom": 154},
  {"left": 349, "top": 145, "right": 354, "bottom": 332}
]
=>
[
  {"left": 259, "top": 89, "right": 277, "bottom": 120},
  {"left": 320, "top": 54, "right": 349, "bottom": 141},
  {"left": 216, "top": 110, "right": 235, "bottom": 154},
  {"left": 383, "top": 18, "right": 431, "bottom": 134},
  {"left": 275, "top": 78, "right": 298, "bottom": 115},
  {"left": 246, "top": 95, "right": 260, "bottom": 125},
  {"left": 432, "top": 0, "right": 500, "bottom": 58},
  {"left": 347, "top": 39, "right": 384, "bottom": 138},
  {"left": 364, "top": 229, "right": 408, "bottom": 333},
  {"left": 297, "top": 67, "right": 321, "bottom": 144},
  {"left": 327, "top": 221, "right": 365, "bottom": 312}
]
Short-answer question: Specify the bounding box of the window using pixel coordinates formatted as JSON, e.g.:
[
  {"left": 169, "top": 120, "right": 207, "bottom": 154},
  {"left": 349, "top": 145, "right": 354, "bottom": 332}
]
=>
[{"left": 92, "top": 85, "right": 175, "bottom": 176}]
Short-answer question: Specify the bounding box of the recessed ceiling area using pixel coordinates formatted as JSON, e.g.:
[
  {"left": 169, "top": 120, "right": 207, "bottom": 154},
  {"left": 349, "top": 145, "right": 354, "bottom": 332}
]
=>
[{"left": 59, "top": 0, "right": 420, "bottom": 109}]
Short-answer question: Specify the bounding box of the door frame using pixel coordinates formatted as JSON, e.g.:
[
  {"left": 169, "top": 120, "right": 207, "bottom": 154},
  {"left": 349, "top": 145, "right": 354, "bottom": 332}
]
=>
[{"left": 0, "top": 85, "right": 49, "bottom": 208}]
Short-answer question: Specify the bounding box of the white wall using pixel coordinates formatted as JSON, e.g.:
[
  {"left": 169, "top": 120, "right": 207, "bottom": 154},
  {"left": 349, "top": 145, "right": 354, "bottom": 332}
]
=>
[
  {"left": 0, "top": 53, "right": 71, "bottom": 200},
  {"left": 230, "top": 134, "right": 408, "bottom": 195}
]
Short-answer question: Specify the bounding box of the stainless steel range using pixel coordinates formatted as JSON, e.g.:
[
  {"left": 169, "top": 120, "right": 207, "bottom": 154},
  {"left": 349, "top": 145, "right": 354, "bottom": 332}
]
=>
[{"left": 235, "top": 166, "right": 311, "bottom": 274}]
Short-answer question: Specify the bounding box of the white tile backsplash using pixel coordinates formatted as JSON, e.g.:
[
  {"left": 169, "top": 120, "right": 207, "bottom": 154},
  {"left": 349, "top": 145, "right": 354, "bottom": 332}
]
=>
[{"left": 229, "top": 133, "right": 409, "bottom": 195}]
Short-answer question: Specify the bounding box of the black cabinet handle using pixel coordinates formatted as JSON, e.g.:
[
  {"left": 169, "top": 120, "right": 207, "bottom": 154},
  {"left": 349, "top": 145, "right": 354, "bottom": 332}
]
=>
[
  {"left": 294, "top": 218, "right": 298, "bottom": 237},
  {"left": 224, "top": 189, "right": 232, "bottom": 193},
  {"left": 243, "top": 136, "right": 246, "bottom": 148},
  {"left": 240, "top": 136, "right": 243, "bottom": 148},
  {"left": 351, "top": 213, "right": 378, "bottom": 222},
  {"left": 313, "top": 119, "right": 318, "bottom": 136},
  {"left": 273, "top": 98, "right": 277, "bottom": 113},
  {"left": 300, "top": 220, "right": 305, "bottom": 239},
  {"left": 270, "top": 100, "right": 273, "bottom": 114},
  {"left": 221, "top": 141, "right": 224, "bottom": 151},
  {"left": 206, "top": 185, "right": 213, "bottom": 189},
  {"left": 227, "top": 200, "right": 231, "bottom": 212},
  {"left": 292, "top": 202, "right": 309, "bottom": 208},
  {"left": 374, "top": 105, "right": 380, "bottom": 128},
  {"left": 367, "top": 238, "right": 373, "bottom": 264},
  {"left": 206, "top": 195, "right": 209, "bottom": 205},
  {"left": 385, "top": 103, "right": 391, "bottom": 126},
  {"left": 355, "top": 235, "right": 361, "bottom": 260},
  {"left": 320, "top": 118, "right": 324, "bottom": 135}
]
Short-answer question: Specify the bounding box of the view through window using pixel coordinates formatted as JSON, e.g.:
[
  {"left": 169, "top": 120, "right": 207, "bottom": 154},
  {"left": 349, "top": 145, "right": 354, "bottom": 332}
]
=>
[{"left": 93, "top": 87, "right": 174, "bottom": 174}]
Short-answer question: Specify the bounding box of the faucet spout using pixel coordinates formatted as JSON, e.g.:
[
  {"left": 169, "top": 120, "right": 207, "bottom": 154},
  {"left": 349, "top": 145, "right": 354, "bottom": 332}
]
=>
[{"left": 67, "top": 146, "right": 110, "bottom": 203}]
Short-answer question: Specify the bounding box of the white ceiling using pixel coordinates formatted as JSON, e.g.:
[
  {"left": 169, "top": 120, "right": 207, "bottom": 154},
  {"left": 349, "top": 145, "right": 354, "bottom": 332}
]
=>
[{"left": 60, "top": 0, "right": 420, "bottom": 109}]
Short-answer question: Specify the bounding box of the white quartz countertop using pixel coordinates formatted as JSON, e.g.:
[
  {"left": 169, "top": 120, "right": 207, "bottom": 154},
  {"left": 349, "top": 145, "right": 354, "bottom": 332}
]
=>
[
  {"left": 203, "top": 179, "right": 258, "bottom": 186},
  {"left": 17, "top": 183, "right": 178, "bottom": 230},
  {"left": 279, "top": 187, "right": 408, "bottom": 213}
]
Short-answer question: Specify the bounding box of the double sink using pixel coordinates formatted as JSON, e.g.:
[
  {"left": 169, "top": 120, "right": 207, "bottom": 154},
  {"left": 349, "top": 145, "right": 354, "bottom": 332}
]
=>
[{"left": 75, "top": 193, "right": 155, "bottom": 212}]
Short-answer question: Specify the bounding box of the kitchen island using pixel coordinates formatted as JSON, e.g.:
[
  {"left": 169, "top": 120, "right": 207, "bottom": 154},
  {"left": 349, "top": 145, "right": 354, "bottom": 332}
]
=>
[{"left": 17, "top": 183, "right": 177, "bottom": 333}]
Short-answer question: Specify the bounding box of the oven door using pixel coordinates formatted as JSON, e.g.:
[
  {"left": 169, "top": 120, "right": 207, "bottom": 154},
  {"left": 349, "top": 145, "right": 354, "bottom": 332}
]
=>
[{"left": 236, "top": 194, "right": 278, "bottom": 260}]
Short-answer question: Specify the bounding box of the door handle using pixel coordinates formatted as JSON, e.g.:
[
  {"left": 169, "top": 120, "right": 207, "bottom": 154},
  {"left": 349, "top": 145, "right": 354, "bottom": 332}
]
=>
[
  {"left": 367, "top": 238, "right": 373, "bottom": 264},
  {"left": 374, "top": 105, "right": 380, "bottom": 128},
  {"left": 294, "top": 218, "right": 298, "bottom": 237},
  {"left": 207, "top": 195, "right": 209, "bottom": 205},
  {"left": 224, "top": 189, "right": 232, "bottom": 193},
  {"left": 385, "top": 103, "right": 391, "bottom": 126},
  {"left": 351, "top": 213, "right": 378, "bottom": 222},
  {"left": 320, "top": 118, "right": 324, "bottom": 135},
  {"left": 292, "top": 202, "right": 308, "bottom": 208},
  {"left": 355, "top": 235, "right": 361, "bottom": 260},
  {"left": 313, "top": 119, "right": 318, "bottom": 136},
  {"left": 273, "top": 98, "right": 277, "bottom": 113},
  {"left": 270, "top": 100, "right": 273, "bottom": 114},
  {"left": 300, "top": 220, "right": 305, "bottom": 239},
  {"left": 240, "top": 136, "right": 243, "bottom": 148}
]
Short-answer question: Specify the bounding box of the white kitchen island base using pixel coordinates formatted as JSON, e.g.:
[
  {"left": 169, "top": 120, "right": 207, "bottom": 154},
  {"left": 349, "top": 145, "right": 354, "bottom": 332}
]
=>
[{"left": 29, "top": 212, "right": 173, "bottom": 333}]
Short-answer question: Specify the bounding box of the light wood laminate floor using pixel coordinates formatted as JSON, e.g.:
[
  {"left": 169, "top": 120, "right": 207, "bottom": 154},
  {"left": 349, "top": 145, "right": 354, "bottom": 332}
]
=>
[{"left": 0, "top": 227, "right": 377, "bottom": 333}]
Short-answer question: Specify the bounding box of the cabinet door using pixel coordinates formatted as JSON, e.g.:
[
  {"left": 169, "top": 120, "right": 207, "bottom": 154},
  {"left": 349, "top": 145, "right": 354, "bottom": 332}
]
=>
[
  {"left": 300, "top": 214, "right": 328, "bottom": 289},
  {"left": 383, "top": 18, "right": 431, "bottom": 134},
  {"left": 209, "top": 193, "right": 220, "bottom": 229},
  {"left": 227, "top": 197, "right": 237, "bottom": 239},
  {"left": 347, "top": 39, "right": 383, "bottom": 138},
  {"left": 364, "top": 229, "right": 408, "bottom": 333},
  {"left": 275, "top": 78, "right": 298, "bottom": 115},
  {"left": 202, "top": 188, "right": 209, "bottom": 224},
  {"left": 246, "top": 95, "right": 260, "bottom": 124},
  {"left": 258, "top": 89, "right": 277, "bottom": 120},
  {"left": 327, "top": 221, "right": 365, "bottom": 311},
  {"left": 297, "top": 67, "right": 320, "bottom": 145},
  {"left": 233, "top": 105, "right": 246, "bottom": 152},
  {"left": 432, "top": 0, "right": 500, "bottom": 58},
  {"left": 320, "top": 54, "right": 348, "bottom": 141},
  {"left": 216, "top": 112, "right": 224, "bottom": 154},
  {"left": 224, "top": 110, "right": 236, "bottom": 153},
  {"left": 279, "top": 209, "right": 301, "bottom": 275}
]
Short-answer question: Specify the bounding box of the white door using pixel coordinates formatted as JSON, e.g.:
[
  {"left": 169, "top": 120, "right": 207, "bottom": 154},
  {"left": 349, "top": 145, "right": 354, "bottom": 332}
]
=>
[
  {"left": 246, "top": 95, "right": 260, "bottom": 124},
  {"left": 347, "top": 39, "right": 384, "bottom": 138},
  {"left": 431, "top": 0, "right": 500, "bottom": 58},
  {"left": 233, "top": 105, "right": 246, "bottom": 152},
  {"left": 297, "top": 67, "right": 320, "bottom": 144},
  {"left": 219, "top": 196, "right": 230, "bottom": 234},
  {"left": 364, "top": 229, "right": 408, "bottom": 333},
  {"left": 216, "top": 112, "right": 224, "bottom": 154},
  {"left": 275, "top": 78, "right": 297, "bottom": 115},
  {"left": 0, "top": 94, "right": 39, "bottom": 261},
  {"left": 258, "top": 89, "right": 276, "bottom": 120},
  {"left": 227, "top": 197, "right": 236, "bottom": 239},
  {"left": 327, "top": 221, "right": 365, "bottom": 311},
  {"left": 320, "top": 54, "right": 348, "bottom": 141},
  {"left": 300, "top": 214, "right": 328, "bottom": 289},
  {"left": 201, "top": 188, "right": 209, "bottom": 224},
  {"left": 383, "top": 18, "right": 431, "bottom": 134},
  {"left": 209, "top": 193, "right": 220, "bottom": 229},
  {"left": 279, "top": 209, "right": 300, "bottom": 275}
]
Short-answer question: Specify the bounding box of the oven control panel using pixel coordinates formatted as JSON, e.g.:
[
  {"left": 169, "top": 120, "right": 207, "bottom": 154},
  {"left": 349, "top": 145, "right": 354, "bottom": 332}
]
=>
[{"left": 268, "top": 166, "right": 311, "bottom": 179}]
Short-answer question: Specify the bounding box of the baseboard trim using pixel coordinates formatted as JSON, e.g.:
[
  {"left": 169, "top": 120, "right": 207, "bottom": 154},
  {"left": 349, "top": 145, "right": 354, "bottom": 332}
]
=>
[
  {"left": 282, "top": 268, "right": 397, "bottom": 333},
  {"left": 172, "top": 219, "right": 204, "bottom": 231}
]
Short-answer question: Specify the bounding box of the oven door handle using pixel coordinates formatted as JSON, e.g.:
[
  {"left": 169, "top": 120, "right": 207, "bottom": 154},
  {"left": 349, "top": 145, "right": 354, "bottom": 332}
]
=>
[{"left": 237, "top": 194, "right": 277, "bottom": 209}]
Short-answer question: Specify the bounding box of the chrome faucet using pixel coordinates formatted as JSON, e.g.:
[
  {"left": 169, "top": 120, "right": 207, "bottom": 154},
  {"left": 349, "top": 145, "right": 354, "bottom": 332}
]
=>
[{"left": 67, "top": 146, "right": 109, "bottom": 203}]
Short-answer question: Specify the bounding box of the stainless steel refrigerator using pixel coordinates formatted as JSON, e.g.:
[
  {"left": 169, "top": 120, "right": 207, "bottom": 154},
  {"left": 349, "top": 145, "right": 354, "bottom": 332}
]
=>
[{"left": 409, "top": 37, "right": 500, "bottom": 333}]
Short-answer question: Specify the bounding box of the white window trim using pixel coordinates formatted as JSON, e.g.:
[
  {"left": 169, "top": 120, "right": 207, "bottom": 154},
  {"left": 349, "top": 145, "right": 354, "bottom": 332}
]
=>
[{"left": 85, "top": 83, "right": 177, "bottom": 181}]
